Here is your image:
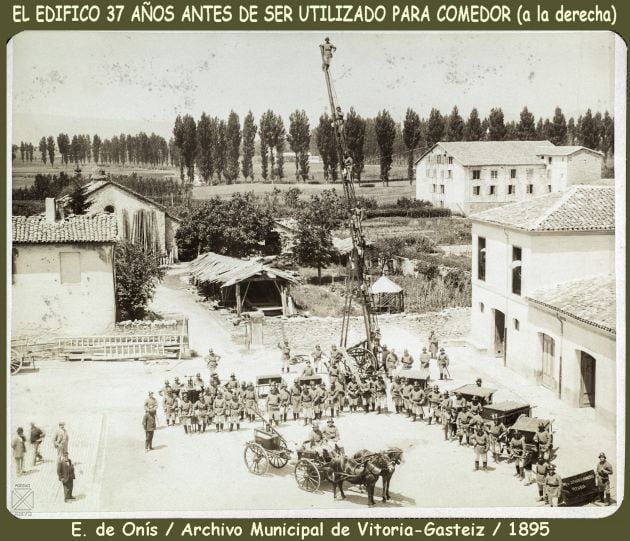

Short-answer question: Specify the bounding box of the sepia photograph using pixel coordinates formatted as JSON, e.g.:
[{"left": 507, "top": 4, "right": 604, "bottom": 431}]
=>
[{"left": 7, "top": 31, "right": 624, "bottom": 517}]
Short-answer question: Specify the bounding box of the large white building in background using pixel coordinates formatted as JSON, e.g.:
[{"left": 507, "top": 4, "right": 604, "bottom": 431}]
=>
[
  {"left": 415, "top": 140, "right": 604, "bottom": 215},
  {"left": 469, "top": 185, "right": 616, "bottom": 428}
]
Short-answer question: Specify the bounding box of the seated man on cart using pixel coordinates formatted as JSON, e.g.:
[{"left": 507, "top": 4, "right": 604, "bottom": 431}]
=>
[
  {"left": 303, "top": 420, "right": 332, "bottom": 461},
  {"left": 322, "top": 418, "right": 344, "bottom": 456}
]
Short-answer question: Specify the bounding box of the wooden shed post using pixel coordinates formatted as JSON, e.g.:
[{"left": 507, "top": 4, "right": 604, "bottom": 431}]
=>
[
  {"left": 280, "top": 284, "right": 287, "bottom": 316},
  {"left": 236, "top": 283, "right": 242, "bottom": 316}
]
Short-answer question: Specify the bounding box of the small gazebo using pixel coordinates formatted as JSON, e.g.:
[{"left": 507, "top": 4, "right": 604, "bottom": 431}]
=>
[{"left": 369, "top": 276, "right": 404, "bottom": 313}]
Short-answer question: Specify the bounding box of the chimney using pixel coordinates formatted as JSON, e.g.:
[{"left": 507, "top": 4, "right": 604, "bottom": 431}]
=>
[{"left": 45, "top": 198, "right": 56, "bottom": 223}]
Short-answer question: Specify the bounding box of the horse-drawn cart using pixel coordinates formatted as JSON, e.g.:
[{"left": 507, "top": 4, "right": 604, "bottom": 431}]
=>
[
  {"left": 482, "top": 401, "right": 531, "bottom": 427},
  {"left": 10, "top": 338, "right": 52, "bottom": 375},
  {"left": 453, "top": 384, "right": 497, "bottom": 405}
]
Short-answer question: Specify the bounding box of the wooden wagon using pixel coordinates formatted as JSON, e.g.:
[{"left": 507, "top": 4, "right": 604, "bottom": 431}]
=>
[
  {"left": 482, "top": 401, "right": 531, "bottom": 427},
  {"left": 452, "top": 384, "right": 497, "bottom": 405}
]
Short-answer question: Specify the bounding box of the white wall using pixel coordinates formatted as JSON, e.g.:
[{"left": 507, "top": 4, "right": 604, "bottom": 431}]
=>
[
  {"left": 567, "top": 150, "right": 604, "bottom": 184},
  {"left": 12, "top": 243, "right": 116, "bottom": 337}
]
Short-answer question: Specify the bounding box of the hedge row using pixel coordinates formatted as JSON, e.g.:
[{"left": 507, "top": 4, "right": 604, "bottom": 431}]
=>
[{"left": 365, "top": 207, "right": 452, "bottom": 219}]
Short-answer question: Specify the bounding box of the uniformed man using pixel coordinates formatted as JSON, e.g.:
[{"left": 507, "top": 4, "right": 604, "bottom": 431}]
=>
[
  {"left": 180, "top": 395, "right": 193, "bottom": 434},
  {"left": 290, "top": 380, "right": 302, "bottom": 421},
  {"left": 322, "top": 418, "right": 343, "bottom": 455},
  {"left": 163, "top": 391, "right": 177, "bottom": 427},
  {"left": 533, "top": 456, "right": 550, "bottom": 502},
  {"left": 472, "top": 426, "right": 489, "bottom": 471},
  {"left": 379, "top": 344, "right": 389, "bottom": 369},
  {"left": 509, "top": 429, "right": 527, "bottom": 480},
  {"left": 238, "top": 381, "right": 248, "bottom": 420},
  {"left": 144, "top": 391, "right": 158, "bottom": 423},
  {"left": 410, "top": 382, "right": 425, "bottom": 422},
  {"left": 375, "top": 377, "right": 387, "bottom": 414},
  {"left": 223, "top": 384, "right": 234, "bottom": 404},
  {"left": 391, "top": 377, "right": 403, "bottom": 414},
  {"left": 441, "top": 395, "right": 456, "bottom": 441},
  {"left": 401, "top": 349, "right": 414, "bottom": 370},
  {"left": 159, "top": 379, "right": 172, "bottom": 399},
  {"left": 278, "top": 383, "right": 291, "bottom": 423},
  {"left": 227, "top": 373, "right": 239, "bottom": 390},
  {"left": 468, "top": 408, "right": 485, "bottom": 433},
  {"left": 360, "top": 377, "right": 372, "bottom": 414},
  {"left": 306, "top": 421, "right": 327, "bottom": 460},
  {"left": 244, "top": 383, "right": 257, "bottom": 422},
  {"left": 213, "top": 390, "right": 227, "bottom": 432},
  {"left": 328, "top": 361, "right": 340, "bottom": 387},
  {"left": 428, "top": 330, "right": 439, "bottom": 359},
  {"left": 301, "top": 361, "right": 315, "bottom": 378},
  {"left": 596, "top": 452, "right": 613, "bottom": 505},
  {"left": 327, "top": 382, "right": 341, "bottom": 418},
  {"left": 456, "top": 406, "right": 472, "bottom": 445},
  {"left": 266, "top": 385, "right": 281, "bottom": 426},
  {"left": 300, "top": 384, "right": 314, "bottom": 425},
  {"left": 368, "top": 376, "right": 379, "bottom": 412},
  {"left": 314, "top": 383, "right": 328, "bottom": 420},
  {"left": 475, "top": 377, "right": 483, "bottom": 387},
  {"left": 206, "top": 348, "right": 220, "bottom": 377},
  {"left": 419, "top": 347, "right": 431, "bottom": 370},
  {"left": 427, "top": 385, "right": 441, "bottom": 425},
  {"left": 533, "top": 422, "right": 552, "bottom": 461},
  {"left": 347, "top": 380, "right": 360, "bottom": 412},
  {"left": 544, "top": 464, "right": 562, "bottom": 507},
  {"left": 194, "top": 394, "right": 208, "bottom": 433},
  {"left": 437, "top": 348, "right": 450, "bottom": 380},
  {"left": 319, "top": 37, "right": 336, "bottom": 70},
  {"left": 279, "top": 339, "right": 291, "bottom": 374},
  {"left": 470, "top": 396, "right": 483, "bottom": 415},
  {"left": 452, "top": 392, "right": 466, "bottom": 414},
  {"left": 171, "top": 376, "right": 183, "bottom": 397},
  {"left": 385, "top": 349, "right": 399, "bottom": 379},
  {"left": 228, "top": 392, "right": 241, "bottom": 431},
  {"left": 402, "top": 378, "right": 414, "bottom": 416},
  {"left": 311, "top": 345, "right": 323, "bottom": 373},
  {"left": 488, "top": 418, "right": 507, "bottom": 461}
]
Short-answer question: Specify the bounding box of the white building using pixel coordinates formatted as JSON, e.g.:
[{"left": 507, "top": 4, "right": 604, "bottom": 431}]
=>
[
  {"left": 469, "top": 185, "right": 616, "bottom": 427},
  {"left": 12, "top": 204, "right": 118, "bottom": 337},
  {"left": 415, "top": 140, "right": 604, "bottom": 215}
]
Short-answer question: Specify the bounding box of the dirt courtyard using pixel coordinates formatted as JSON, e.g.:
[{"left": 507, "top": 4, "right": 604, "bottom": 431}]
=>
[{"left": 8, "top": 267, "right": 618, "bottom": 517}]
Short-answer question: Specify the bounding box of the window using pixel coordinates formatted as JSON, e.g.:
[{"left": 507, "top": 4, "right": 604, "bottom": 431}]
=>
[
  {"left": 512, "top": 246, "right": 522, "bottom": 296},
  {"left": 437, "top": 155, "right": 442, "bottom": 164},
  {"left": 513, "top": 318, "right": 520, "bottom": 331},
  {"left": 447, "top": 170, "right": 452, "bottom": 179},
  {"left": 472, "top": 169, "right": 481, "bottom": 180},
  {"left": 490, "top": 170, "right": 498, "bottom": 180},
  {"left": 60, "top": 252, "right": 81, "bottom": 284},
  {"left": 432, "top": 184, "right": 436, "bottom": 193},
  {"left": 104, "top": 205, "right": 115, "bottom": 213},
  {"left": 510, "top": 169, "right": 517, "bottom": 179},
  {"left": 448, "top": 156, "right": 453, "bottom": 165},
  {"left": 547, "top": 185, "right": 552, "bottom": 193},
  {"left": 479, "top": 302, "right": 485, "bottom": 313},
  {"left": 489, "top": 185, "right": 496, "bottom": 195},
  {"left": 526, "top": 184, "right": 534, "bottom": 194},
  {"left": 473, "top": 186, "right": 480, "bottom": 196},
  {"left": 508, "top": 185, "right": 516, "bottom": 195},
  {"left": 526, "top": 168, "right": 534, "bottom": 180},
  {"left": 548, "top": 157, "right": 552, "bottom": 164},
  {"left": 440, "top": 184, "right": 445, "bottom": 194},
  {"left": 439, "top": 201, "right": 444, "bottom": 208},
  {"left": 477, "top": 237, "right": 486, "bottom": 281}
]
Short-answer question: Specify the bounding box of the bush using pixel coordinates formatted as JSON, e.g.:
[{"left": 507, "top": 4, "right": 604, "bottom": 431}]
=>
[
  {"left": 12, "top": 200, "right": 44, "bottom": 216},
  {"left": 366, "top": 207, "right": 451, "bottom": 219},
  {"left": 355, "top": 196, "right": 379, "bottom": 210}
]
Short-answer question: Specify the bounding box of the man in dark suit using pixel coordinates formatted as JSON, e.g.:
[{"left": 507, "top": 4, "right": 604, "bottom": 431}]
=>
[
  {"left": 143, "top": 411, "right": 156, "bottom": 451},
  {"left": 57, "top": 452, "right": 75, "bottom": 502}
]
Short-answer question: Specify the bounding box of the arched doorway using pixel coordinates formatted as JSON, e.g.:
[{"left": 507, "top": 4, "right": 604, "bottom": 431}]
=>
[{"left": 579, "top": 351, "right": 596, "bottom": 408}]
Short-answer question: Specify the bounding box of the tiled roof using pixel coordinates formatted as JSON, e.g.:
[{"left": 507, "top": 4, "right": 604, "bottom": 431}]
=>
[
  {"left": 527, "top": 275, "right": 616, "bottom": 334},
  {"left": 417, "top": 140, "right": 556, "bottom": 166},
  {"left": 536, "top": 146, "right": 604, "bottom": 157},
  {"left": 469, "top": 186, "right": 614, "bottom": 232},
  {"left": 12, "top": 214, "right": 118, "bottom": 244}
]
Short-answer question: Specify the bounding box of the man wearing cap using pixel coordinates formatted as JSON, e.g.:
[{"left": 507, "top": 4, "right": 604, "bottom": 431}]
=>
[
  {"left": 142, "top": 407, "right": 156, "bottom": 451},
  {"left": 441, "top": 394, "right": 456, "bottom": 440},
  {"left": 213, "top": 390, "right": 227, "bottom": 432},
  {"left": 427, "top": 385, "right": 441, "bottom": 425},
  {"left": 278, "top": 383, "right": 291, "bottom": 423},
  {"left": 180, "top": 394, "right": 193, "bottom": 434},
  {"left": 328, "top": 361, "right": 340, "bottom": 387},
  {"left": 29, "top": 422, "right": 45, "bottom": 466},
  {"left": 470, "top": 396, "right": 483, "bottom": 415},
  {"left": 319, "top": 37, "right": 336, "bottom": 70},
  {"left": 451, "top": 392, "right": 466, "bottom": 414},
  {"left": 545, "top": 464, "right": 562, "bottom": 506},
  {"left": 488, "top": 418, "right": 507, "bottom": 461},
  {"left": 347, "top": 379, "right": 360, "bottom": 412},
  {"left": 322, "top": 418, "right": 343, "bottom": 455},
  {"left": 375, "top": 376, "right": 387, "bottom": 414},
  {"left": 314, "top": 383, "right": 328, "bottom": 420},
  {"left": 385, "top": 348, "right": 399, "bottom": 379},
  {"left": 419, "top": 347, "right": 431, "bottom": 370},
  {"left": 278, "top": 340, "right": 291, "bottom": 374},
  {"left": 301, "top": 361, "right": 315, "bottom": 378},
  {"left": 290, "top": 380, "right": 302, "bottom": 421},
  {"left": 306, "top": 421, "right": 327, "bottom": 459},
  {"left": 266, "top": 385, "right": 281, "bottom": 426},
  {"left": 533, "top": 456, "right": 550, "bottom": 502},
  {"left": 533, "top": 422, "right": 552, "bottom": 461},
  {"left": 401, "top": 349, "right": 414, "bottom": 370},
  {"left": 410, "top": 382, "right": 425, "bottom": 422},
  {"left": 300, "top": 384, "right": 314, "bottom": 425},
  {"left": 428, "top": 330, "right": 439, "bottom": 359},
  {"left": 472, "top": 426, "right": 489, "bottom": 471},
  {"left": 227, "top": 392, "right": 241, "bottom": 431},
  {"left": 390, "top": 377, "right": 402, "bottom": 414},
  {"left": 360, "top": 377, "right": 372, "bottom": 414},
  {"left": 311, "top": 345, "right": 323, "bottom": 374},
  {"left": 171, "top": 376, "right": 183, "bottom": 397},
  {"left": 437, "top": 348, "right": 450, "bottom": 380},
  {"left": 57, "top": 451, "right": 76, "bottom": 503},
  {"left": 402, "top": 378, "right": 414, "bottom": 416},
  {"left": 595, "top": 453, "right": 613, "bottom": 505},
  {"left": 159, "top": 379, "right": 172, "bottom": 399},
  {"left": 509, "top": 429, "right": 527, "bottom": 480},
  {"left": 245, "top": 383, "right": 257, "bottom": 422},
  {"left": 456, "top": 405, "right": 472, "bottom": 445},
  {"left": 53, "top": 422, "right": 69, "bottom": 459},
  {"left": 163, "top": 390, "right": 177, "bottom": 427},
  {"left": 144, "top": 391, "right": 158, "bottom": 424},
  {"left": 227, "top": 373, "right": 238, "bottom": 390},
  {"left": 206, "top": 349, "right": 220, "bottom": 377}
]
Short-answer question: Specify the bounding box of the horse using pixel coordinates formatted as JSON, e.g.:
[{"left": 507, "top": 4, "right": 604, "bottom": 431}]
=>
[
  {"left": 375, "top": 447, "right": 404, "bottom": 502},
  {"left": 328, "top": 450, "right": 382, "bottom": 506}
]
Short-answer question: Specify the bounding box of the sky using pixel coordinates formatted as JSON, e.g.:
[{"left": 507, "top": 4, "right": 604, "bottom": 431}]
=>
[{"left": 10, "top": 31, "right": 617, "bottom": 143}]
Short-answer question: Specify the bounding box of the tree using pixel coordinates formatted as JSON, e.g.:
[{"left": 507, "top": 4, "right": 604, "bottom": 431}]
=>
[
  {"left": 214, "top": 119, "right": 227, "bottom": 182},
  {"left": 38, "top": 137, "right": 47, "bottom": 164},
  {"left": 12, "top": 144, "right": 18, "bottom": 162},
  {"left": 374, "top": 110, "right": 396, "bottom": 186},
  {"left": 426, "top": 108, "right": 445, "bottom": 146},
  {"left": 196, "top": 112, "right": 214, "bottom": 184},
  {"left": 403, "top": 108, "right": 422, "bottom": 182},
  {"left": 464, "top": 108, "right": 484, "bottom": 141},
  {"left": 19, "top": 142, "right": 25, "bottom": 161},
  {"left": 71, "top": 135, "right": 81, "bottom": 165},
  {"left": 591, "top": 111, "right": 603, "bottom": 152},
  {"left": 92, "top": 134, "right": 101, "bottom": 164},
  {"left": 288, "top": 110, "right": 311, "bottom": 182},
  {"left": 487, "top": 108, "right": 507, "bottom": 140},
  {"left": 535, "top": 117, "right": 544, "bottom": 139},
  {"left": 293, "top": 191, "right": 345, "bottom": 284},
  {"left": 241, "top": 111, "right": 257, "bottom": 181},
  {"left": 28, "top": 143, "right": 34, "bottom": 161},
  {"left": 446, "top": 106, "right": 464, "bottom": 142},
  {"left": 172, "top": 115, "right": 185, "bottom": 180},
  {"left": 517, "top": 106, "right": 536, "bottom": 140},
  {"left": 68, "top": 180, "right": 93, "bottom": 215},
  {"left": 175, "top": 193, "right": 278, "bottom": 260},
  {"left": 46, "top": 136, "right": 56, "bottom": 166},
  {"left": 224, "top": 111, "right": 242, "bottom": 184},
  {"left": 601, "top": 111, "right": 614, "bottom": 156},
  {"left": 316, "top": 113, "right": 338, "bottom": 182},
  {"left": 566, "top": 117, "right": 576, "bottom": 145},
  {"left": 344, "top": 108, "right": 366, "bottom": 182},
  {"left": 181, "top": 115, "right": 197, "bottom": 184},
  {"left": 549, "top": 107, "right": 567, "bottom": 146},
  {"left": 505, "top": 121, "right": 518, "bottom": 140},
  {"left": 114, "top": 241, "right": 165, "bottom": 320}
]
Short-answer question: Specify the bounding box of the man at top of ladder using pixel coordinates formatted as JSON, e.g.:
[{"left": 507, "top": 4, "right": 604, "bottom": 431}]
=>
[{"left": 320, "top": 37, "right": 336, "bottom": 70}]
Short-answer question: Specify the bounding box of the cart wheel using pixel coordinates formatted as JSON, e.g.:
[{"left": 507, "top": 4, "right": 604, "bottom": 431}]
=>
[
  {"left": 347, "top": 347, "right": 376, "bottom": 370},
  {"left": 291, "top": 354, "right": 310, "bottom": 365},
  {"left": 244, "top": 443, "right": 269, "bottom": 475},
  {"left": 295, "top": 458, "right": 321, "bottom": 492},
  {"left": 11, "top": 348, "right": 23, "bottom": 375},
  {"left": 269, "top": 440, "right": 290, "bottom": 469}
]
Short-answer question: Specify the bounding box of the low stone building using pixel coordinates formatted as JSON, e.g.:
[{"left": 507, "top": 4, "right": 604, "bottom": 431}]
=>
[{"left": 12, "top": 202, "right": 118, "bottom": 337}]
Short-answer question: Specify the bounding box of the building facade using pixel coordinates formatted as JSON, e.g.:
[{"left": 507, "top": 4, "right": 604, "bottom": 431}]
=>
[
  {"left": 415, "top": 141, "right": 604, "bottom": 215},
  {"left": 12, "top": 208, "right": 118, "bottom": 337},
  {"left": 469, "top": 186, "right": 616, "bottom": 427}
]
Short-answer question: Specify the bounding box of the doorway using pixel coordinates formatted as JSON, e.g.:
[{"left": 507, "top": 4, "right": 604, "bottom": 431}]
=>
[
  {"left": 493, "top": 309, "right": 505, "bottom": 357},
  {"left": 541, "top": 334, "right": 556, "bottom": 390},
  {"left": 579, "top": 351, "right": 596, "bottom": 408}
]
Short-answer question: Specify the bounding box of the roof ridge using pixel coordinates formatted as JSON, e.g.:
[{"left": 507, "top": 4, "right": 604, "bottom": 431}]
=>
[{"left": 528, "top": 186, "right": 577, "bottom": 230}]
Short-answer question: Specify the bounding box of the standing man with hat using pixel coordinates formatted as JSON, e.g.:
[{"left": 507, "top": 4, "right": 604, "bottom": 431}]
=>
[
  {"left": 311, "top": 345, "right": 323, "bottom": 374},
  {"left": 596, "top": 452, "right": 613, "bottom": 505},
  {"left": 57, "top": 451, "right": 76, "bottom": 503},
  {"left": 279, "top": 339, "right": 291, "bottom": 374},
  {"left": 144, "top": 391, "right": 158, "bottom": 424},
  {"left": 322, "top": 418, "right": 343, "bottom": 455},
  {"left": 472, "top": 426, "right": 489, "bottom": 471},
  {"left": 428, "top": 330, "right": 439, "bottom": 359},
  {"left": 319, "top": 37, "right": 337, "bottom": 70},
  {"left": 533, "top": 422, "right": 552, "bottom": 461},
  {"left": 53, "top": 421, "right": 69, "bottom": 459},
  {"left": 437, "top": 348, "right": 450, "bottom": 380},
  {"left": 142, "top": 407, "right": 156, "bottom": 451},
  {"left": 544, "top": 464, "right": 562, "bottom": 506},
  {"left": 300, "top": 384, "right": 314, "bottom": 426},
  {"left": 419, "top": 347, "right": 431, "bottom": 371}
]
